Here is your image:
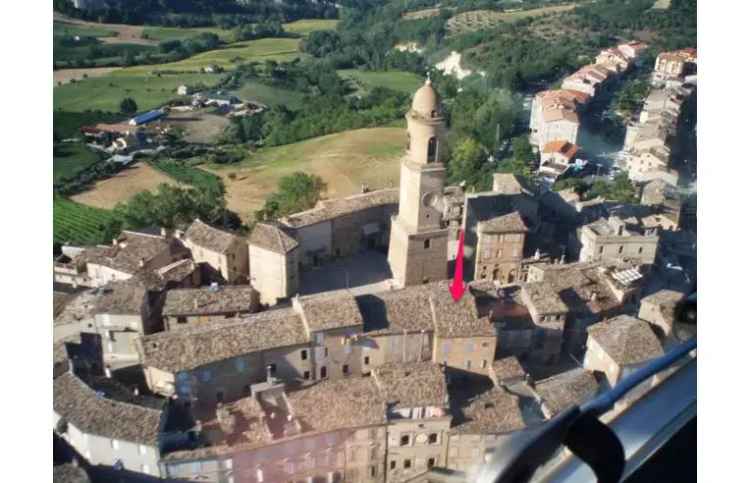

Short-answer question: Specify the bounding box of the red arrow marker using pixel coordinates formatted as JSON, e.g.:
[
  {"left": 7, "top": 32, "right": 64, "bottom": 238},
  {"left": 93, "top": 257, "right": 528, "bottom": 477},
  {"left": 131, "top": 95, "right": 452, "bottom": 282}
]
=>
[{"left": 450, "top": 229, "right": 466, "bottom": 302}]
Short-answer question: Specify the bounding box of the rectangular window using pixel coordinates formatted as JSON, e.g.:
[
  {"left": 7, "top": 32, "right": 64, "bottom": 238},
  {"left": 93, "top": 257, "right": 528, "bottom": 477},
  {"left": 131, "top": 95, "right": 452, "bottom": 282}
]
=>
[
  {"left": 324, "top": 347, "right": 329, "bottom": 357},
  {"left": 342, "top": 364, "right": 350, "bottom": 375},
  {"left": 404, "top": 459, "right": 412, "bottom": 469},
  {"left": 370, "top": 466, "right": 377, "bottom": 477},
  {"left": 598, "top": 246, "right": 604, "bottom": 254},
  {"left": 301, "top": 349, "right": 308, "bottom": 360},
  {"left": 428, "top": 433, "right": 438, "bottom": 444},
  {"left": 177, "top": 316, "right": 187, "bottom": 324},
  {"left": 321, "top": 366, "right": 328, "bottom": 379},
  {"left": 424, "top": 239, "right": 431, "bottom": 249},
  {"left": 466, "top": 360, "right": 472, "bottom": 370},
  {"left": 618, "top": 245, "right": 624, "bottom": 254},
  {"left": 428, "top": 457, "right": 436, "bottom": 468},
  {"left": 303, "top": 371, "right": 311, "bottom": 380},
  {"left": 390, "top": 461, "right": 396, "bottom": 471},
  {"left": 482, "top": 359, "right": 488, "bottom": 369},
  {"left": 638, "top": 246, "right": 644, "bottom": 254},
  {"left": 364, "top": 356, "right": 370, "bottom": 365},
  {"left": 400, "top": 435, "right": 410, "bottom": 446}
]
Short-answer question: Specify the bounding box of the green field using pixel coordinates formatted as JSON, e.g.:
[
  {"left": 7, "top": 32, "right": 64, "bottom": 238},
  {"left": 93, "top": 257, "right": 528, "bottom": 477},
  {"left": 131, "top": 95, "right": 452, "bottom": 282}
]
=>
[
  {"left": 141, "top": 26, "right": 234, "bottom": 42},
  {"left": 205, "top": 127, "right": 406, "bottom": 217},
  {"left": 120, "top": 38, "right": 303, "bottom": 74},
  {"left": 284, "top": 19, "right": 340, "bottom": 36},
  {"left": 54, "top": 196, "right": 119, "bottom": 246},
  {"left": 54, "top": 143, "right": 102, "bottom": 184},
  {"left": 149, "top": 160, "right": 222, "bottom": 190},
  {"left": 53, "top": 72, "right": 223, "bottom": 112},
  {"left": 337, "top": 69, "right": 424, "bottom": 94},
  {"left": 53, "top": 21, "right": 115, "bottom": 39},
  {"left": 54, "top": 111, "right": 123, "bottom": 138},
  {"left": 232, "top": 80, "right": 306, "bottom": 109}
]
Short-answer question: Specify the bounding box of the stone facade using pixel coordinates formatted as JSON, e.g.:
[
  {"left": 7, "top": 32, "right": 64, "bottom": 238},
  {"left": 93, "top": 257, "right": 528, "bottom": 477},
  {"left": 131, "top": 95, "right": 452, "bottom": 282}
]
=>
[{"left": 578, "top": 216, "right": 660, "bottom": 265}]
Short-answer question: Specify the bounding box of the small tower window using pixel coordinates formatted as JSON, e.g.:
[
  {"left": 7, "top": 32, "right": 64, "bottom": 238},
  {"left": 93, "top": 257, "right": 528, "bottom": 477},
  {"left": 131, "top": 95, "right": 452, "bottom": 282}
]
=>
[
  {"left": 424, "top": 239, "right": 431, "bottom": 249},
  {"left": 427, "top": 137, "right": 438, "bottom": 162}
]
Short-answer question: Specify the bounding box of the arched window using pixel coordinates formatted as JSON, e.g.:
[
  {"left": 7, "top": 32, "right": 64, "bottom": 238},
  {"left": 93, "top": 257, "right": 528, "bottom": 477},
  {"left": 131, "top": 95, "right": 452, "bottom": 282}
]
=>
[{"left": 427, "top": 136, "right": 438, "bottom": 162}]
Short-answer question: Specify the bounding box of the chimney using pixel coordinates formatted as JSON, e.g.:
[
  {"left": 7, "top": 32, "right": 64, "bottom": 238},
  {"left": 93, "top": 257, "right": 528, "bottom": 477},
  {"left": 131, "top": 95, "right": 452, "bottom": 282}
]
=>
[
  {"left": 133, "top": 387, "right": 140, "bottom": 396},
  {"left": 104, "top": 366, "right": 112, "bottom": 378},
  {"left": 266, "top": 364, "right": 274, "bottom": 383},
  {"left": 560, "top": 253, "right": 566, "bottom": 264},
  {"left": 193, "top": 298, "right": 199, "bottom": 310},
  {"left": 534, "top": 249, "right": 541, "bottom": 260},
  {"left": 139, "top": 258, "right": 146, "bottom": 268}
]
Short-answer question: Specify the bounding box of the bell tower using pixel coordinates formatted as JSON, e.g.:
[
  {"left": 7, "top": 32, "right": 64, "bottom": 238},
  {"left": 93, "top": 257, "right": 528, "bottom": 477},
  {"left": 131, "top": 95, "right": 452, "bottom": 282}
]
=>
[{"left": 387, "top": 79, "right": 449, "bottom": 287}]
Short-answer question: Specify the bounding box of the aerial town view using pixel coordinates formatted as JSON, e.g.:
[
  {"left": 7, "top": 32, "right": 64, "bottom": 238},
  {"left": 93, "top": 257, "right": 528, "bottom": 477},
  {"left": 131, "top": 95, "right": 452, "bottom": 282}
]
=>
[{"left": 50, "top": 1, "right": 699, "bottom": 482}]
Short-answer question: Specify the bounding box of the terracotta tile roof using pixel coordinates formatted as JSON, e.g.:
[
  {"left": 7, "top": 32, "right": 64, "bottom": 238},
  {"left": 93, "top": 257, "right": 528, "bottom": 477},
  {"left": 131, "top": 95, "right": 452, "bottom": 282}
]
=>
[
  {"left": 281, "top": 189, "right": 398, "bottom": 228},
  {"left": 428, "top": 282, "right": 496, "bottom": 338},
  {"left": 536, "top": 368, "right": 599, "bottom": 417},
  {"left": 357, "top": 289, "right": 436, "bottom": 335},
  {"left": 296, "top": 291, "right": 364, "bottom": 333},
  {"left": 138, "top": 308, "right": 307, "bottom": 373},
  {"left": 587, "top": 315, "right": 664, "bottom": 365},
  {"left": 479, "top": 212, "right": 529, "bottom": 234},
  {"left": 451, "top": 388, "right": 526, "bottom": 434},
  {"left": 543, "top": 140, "right": 579, "bottom": 160},
  {"left": 163, "top": 285, "right": 258, "bottom": 317},
  {"left": 248, "top": 223, "right": 298, "bottom": 254},
  {"left": 54, "top": 372, "right": 163, "bottom": 446},
  {"left": 184, "top": 219, "right": 242, "bottom": 254},
  {"left": 287, "top": 378, "right": 387, "bottom": 433},
  {"left": 53, "top": 464, "right": 90, "bottom": 483},
  {"left": 542, "top": 108, "right": 579, "bottom": 124},
  {"left": 54, "top": 290, "right": 98, "bottom": 326},
  {"left": 492, "top": 173, "right": 533, "bottom": 195},
  {"left": 76, "top": 231, "right": 188, "bottom": 275},
  {"left": 93, "top": 278, "right": 148, "bottom": 315},
  {"left": 372, "top": 361, "right": 448, "bottom": 409},
  {"left": 488, "top": 357, "right": 526, "bottom": 386}
]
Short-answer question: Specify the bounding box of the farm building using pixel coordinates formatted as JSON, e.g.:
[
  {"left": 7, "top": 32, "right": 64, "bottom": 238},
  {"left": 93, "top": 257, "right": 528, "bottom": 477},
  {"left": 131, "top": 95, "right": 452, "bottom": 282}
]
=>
[{"left": 129, "top": 109, "right": 166, "bottom": 126}]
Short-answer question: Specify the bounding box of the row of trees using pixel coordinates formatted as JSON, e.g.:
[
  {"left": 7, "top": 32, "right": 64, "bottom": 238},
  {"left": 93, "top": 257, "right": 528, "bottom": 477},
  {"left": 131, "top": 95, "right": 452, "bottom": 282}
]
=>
[{"left": 55, "top": 0, "right": 338, "bottom": 28}]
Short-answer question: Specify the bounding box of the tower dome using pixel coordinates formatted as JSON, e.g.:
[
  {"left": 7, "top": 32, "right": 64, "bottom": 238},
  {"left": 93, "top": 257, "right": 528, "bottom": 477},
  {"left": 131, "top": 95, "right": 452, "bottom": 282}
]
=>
[{"left": 411, "top": 79, "right": 441, "bottom": 117}]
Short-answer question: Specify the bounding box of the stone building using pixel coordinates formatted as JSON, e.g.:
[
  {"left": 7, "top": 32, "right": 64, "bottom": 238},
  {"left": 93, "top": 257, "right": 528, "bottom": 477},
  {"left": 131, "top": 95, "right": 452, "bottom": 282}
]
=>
[
  {"left": 162, "top": 285, "right": 260, "bottom": 331},
  {"left": 388, "top": 79, "right": 450, "bottom": 287},
  {"left": 248, "top": 223, "right": 300, "bottom": 306},
  {"left": 652, "top": 48, "right": 697, "bottom": 84},
  {"left": 57, "top": 229, "right": 190, "bottom": 288},
  {"left": 584, "top": 315, "right": 664, "bottom": 386},
  {"left": 638, "top": 289, "right": 693, "bottom": 342},
  {"left": 529, "top": 89, "right": 588, "bottom": 150},
  {"left": 462, "top": 191, "right": 537, "bottom": 284},
  {"left": 578, "top": 216, "right": 660, "bottom": 265},
  {"left": 533, "top": 368, "right": 599, "bottom": 418},
  {"left": 539, "top": 140, "right": 580, "bottom": 182},
  {"left": 53, "top": 371, "right": 167, "bottom": 477},
  {"left": 281, "top": 189, "right": 399, "bottom": 268},
  {"left": 181, "top": 219, "right": 250, "bottom": 284},
  {"left": 138, "top": 308, "right": 310, "bottom": 414},
  {"left": 473, "top": 213, "right": 528, "bottom": 285},
  {"left": 521, "top": 261, "right": 645, "bottom": 360},
  {"left": 561, "top": 63, "right": 612, "bottom": 97}
]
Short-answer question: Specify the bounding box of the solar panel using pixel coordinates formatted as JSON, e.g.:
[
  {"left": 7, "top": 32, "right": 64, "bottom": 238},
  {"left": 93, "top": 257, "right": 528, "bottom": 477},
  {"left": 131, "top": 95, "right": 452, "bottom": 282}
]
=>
[{"left": 612, "top": 268, "right": 643, "bottom": 285}]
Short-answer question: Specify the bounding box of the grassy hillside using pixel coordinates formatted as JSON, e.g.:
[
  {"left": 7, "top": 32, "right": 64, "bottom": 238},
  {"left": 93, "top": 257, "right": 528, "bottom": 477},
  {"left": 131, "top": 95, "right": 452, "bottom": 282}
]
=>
[
  {"left": 338, "top": 69, "right": 424, "bottom": 95},
  {"left": 231, "top": 80, "right": 307, "bottom": 109},
  {"left": 54, "top": 143, "right": 101, "bottom": 183},
  {"left": 53, "top": 21, "right": 115, "bottom": 38},
  {"left": 205, "top": 127, "right": 406, "bottom": 218},
  {"left": 284, "top": 19, "right": 340, "bottom": 36},
  {"left": 53, "top": 196, "right": 119, "bottom": 246},
  {"left": 120, "top": 38, "right": 303, "bottom": 74},
  {"left": 141, "top": 26, "right": 233, "bottom": 42},
  {"left": 53, "top": 72, "right": 223, "bottom": 112}
]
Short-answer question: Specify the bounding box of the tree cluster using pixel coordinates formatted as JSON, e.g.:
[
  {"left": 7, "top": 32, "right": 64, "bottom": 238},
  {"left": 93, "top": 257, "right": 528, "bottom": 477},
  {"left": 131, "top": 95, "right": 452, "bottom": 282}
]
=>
[{"left": 256, "top": 172, "right": 326, "bottom": 221}]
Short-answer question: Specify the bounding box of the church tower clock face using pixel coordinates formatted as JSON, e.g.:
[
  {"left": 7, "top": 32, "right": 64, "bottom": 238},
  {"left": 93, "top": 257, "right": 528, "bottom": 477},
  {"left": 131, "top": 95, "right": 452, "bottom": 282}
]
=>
[{"left": 422, "top": 192, "right": 439, "bottom": 208}]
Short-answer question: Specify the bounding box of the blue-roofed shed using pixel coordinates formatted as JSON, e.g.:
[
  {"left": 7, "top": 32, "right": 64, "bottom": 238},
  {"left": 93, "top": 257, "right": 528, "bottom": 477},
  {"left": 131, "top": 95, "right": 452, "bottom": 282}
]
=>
[{"left": 129, "top": 109, "right": 166, "bottom": 126}]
